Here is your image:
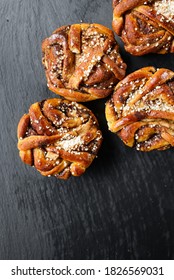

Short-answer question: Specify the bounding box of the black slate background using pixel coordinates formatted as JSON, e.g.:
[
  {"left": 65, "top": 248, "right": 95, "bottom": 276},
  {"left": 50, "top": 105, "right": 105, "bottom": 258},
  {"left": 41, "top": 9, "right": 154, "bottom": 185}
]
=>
[{"left": 0, "top": 0, "right": 174, "bottom": 260}]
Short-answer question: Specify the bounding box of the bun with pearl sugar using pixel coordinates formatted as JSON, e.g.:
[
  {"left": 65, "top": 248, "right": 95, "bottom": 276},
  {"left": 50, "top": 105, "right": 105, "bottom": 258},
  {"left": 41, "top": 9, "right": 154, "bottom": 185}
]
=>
[
  {"left": 112, "top": 0, "right": 174, "bottom": 55},
  {"left": 105, "top": 67, "right": 174, "bottom": 151},
  {"left": 17, "top": 98, "right": 103, "bottom": 179},
  {"left": 42, "top": 23, "right": 127, "bottom": 102}
]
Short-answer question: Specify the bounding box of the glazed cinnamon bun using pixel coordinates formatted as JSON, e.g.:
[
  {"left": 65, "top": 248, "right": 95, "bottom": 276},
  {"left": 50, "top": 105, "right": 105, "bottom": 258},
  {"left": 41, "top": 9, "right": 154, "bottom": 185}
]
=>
[
  {"left": 42, "top": 23, "right": 126, "bottom": 101},
  {"left": 17, "top": 98, "right": 102, "bottom": 179},
  {"left": 112, "top": 0, "right": 174, "bottom": 55},
  {"left": 106, "top": 67, "right": 174, "bottom": 151}
]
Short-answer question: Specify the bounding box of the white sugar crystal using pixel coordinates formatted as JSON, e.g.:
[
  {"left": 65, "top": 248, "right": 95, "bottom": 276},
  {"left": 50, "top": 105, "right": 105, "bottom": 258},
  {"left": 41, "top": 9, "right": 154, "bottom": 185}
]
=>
[
  {"left": 153, "top": 0, "right": 174, "bottom": 21},
  {"left": 58, "top": 135, "right": 83, "bottom": 151}
]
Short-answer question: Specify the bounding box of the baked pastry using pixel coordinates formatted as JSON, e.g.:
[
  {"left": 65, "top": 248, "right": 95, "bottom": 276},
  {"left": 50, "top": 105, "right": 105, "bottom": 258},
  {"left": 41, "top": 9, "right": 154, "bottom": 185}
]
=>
[
  {"left": 42, "top": 23, "right": 127, "bottom": 102},
  {"left": 105, "top": 67, "right": 174, "bottom": 151},
  {"left": 112, "top": 0, "right": 174, "bottom": 55},
  {"left": 17, "top": 98, "right": 102, "bottom": 179}
]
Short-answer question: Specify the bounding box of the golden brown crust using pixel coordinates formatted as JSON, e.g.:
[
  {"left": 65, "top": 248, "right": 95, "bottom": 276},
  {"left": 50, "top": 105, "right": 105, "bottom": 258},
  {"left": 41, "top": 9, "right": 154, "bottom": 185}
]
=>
[
  {"left": 17, "top": 98, "right": 103, "bottom": 179},
  {"left": 112, "top": 0, "right": 174, "bottom": 55},
  {"left": 105, "top": 67, "right": 174, "bottom": 151},
  {"left": 42, "top": 23, "right": 127, "bottom": 101}
]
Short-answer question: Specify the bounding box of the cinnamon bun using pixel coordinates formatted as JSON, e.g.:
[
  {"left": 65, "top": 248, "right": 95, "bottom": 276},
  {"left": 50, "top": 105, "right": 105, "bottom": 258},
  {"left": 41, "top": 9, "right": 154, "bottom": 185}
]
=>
[
  {"left": 17, "top": 98, "right": 102, "bottom": 179},
  {"left": 112, "top": 0, "right": 174, "bottom": 55},
  {"left": 42, "top": 23, "right": 126, "bottom": 101},
  {"left": 106, "top": 67, "right": 174, "bottom": 151}
]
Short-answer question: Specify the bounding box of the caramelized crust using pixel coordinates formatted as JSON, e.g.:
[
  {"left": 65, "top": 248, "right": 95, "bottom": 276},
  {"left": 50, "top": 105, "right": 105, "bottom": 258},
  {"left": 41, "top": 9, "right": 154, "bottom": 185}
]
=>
[
  {"left": 42, "top": 23, "right": 127, "bottom": 101},
  {"left": 113, "top": 0, "right": 174, "bottom": 55},
  {"left": 17, "top": 99, "right": 102, "bottom": 179},
  {"left": 105, "top": 67, "right": 174, "bottom": 151}
]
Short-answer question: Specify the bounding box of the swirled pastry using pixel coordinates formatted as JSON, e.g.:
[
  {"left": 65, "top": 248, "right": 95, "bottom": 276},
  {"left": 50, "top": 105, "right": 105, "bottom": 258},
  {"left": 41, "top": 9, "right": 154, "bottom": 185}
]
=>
[
  {"left": 42, "top": 23, "right": 127, "bottom": 102},
  {"left": 17, "top": 98, "right": 102, "bottom": 179},
  {"left": 112, "top": 0, "right": 174, "bottom": 55},
  {"left": 106, "top": 67, "right": 174, "bottom": 151}
]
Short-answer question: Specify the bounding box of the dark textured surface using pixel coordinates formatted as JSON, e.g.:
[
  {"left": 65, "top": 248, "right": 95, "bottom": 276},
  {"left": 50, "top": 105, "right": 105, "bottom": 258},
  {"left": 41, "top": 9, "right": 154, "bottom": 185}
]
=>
[{"left": 0, "top": 0, "right": 174, "bottom": 260}]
